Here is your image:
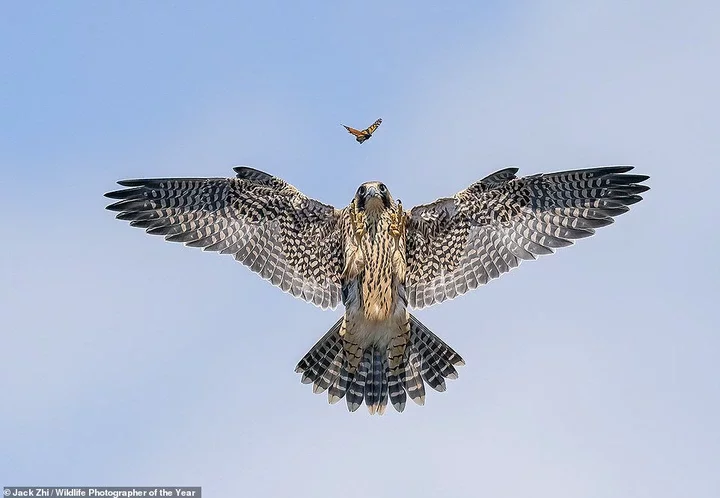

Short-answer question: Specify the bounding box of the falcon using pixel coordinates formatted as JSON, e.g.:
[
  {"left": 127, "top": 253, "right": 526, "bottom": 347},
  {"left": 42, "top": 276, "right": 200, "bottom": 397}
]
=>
[{"left": 105, "top": 165, "right": 649, "bottom": 414}]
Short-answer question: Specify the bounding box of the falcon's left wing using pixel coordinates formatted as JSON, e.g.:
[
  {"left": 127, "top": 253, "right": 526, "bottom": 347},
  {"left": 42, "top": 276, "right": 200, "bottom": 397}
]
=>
[
  {"left": 106, "top": 167, "right": 345, "bottom": 309},
  {"left": 404, "top": 166, "right": 649, "bottom": 309}
]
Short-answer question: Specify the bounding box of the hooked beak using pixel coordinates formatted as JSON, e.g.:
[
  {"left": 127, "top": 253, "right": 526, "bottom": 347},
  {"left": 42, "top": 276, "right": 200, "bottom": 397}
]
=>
[{"left": 365, "top": 185, "right": 382, "bottom": 198}]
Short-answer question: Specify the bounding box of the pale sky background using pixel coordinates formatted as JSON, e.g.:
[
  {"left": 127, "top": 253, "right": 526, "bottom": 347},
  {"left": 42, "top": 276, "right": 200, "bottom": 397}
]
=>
[{"left": 1, "top": 1, "right": 719, "bottom": 497}]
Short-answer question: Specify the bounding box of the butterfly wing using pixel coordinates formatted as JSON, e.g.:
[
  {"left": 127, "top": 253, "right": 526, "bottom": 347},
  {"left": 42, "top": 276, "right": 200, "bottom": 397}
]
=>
[
  {"left": 361, "top": 118, "right": 383, "bottom": 137},
  {"left": 343, "top": 125, "right": 365, "bottom": 138}
]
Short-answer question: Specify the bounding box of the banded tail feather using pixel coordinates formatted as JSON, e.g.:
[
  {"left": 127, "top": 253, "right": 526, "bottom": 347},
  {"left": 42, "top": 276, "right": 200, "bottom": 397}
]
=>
[
  {"left": 295, "top": 314, "right": 464, "bottom": 414},
  {"left": 296, "top": 318, "right": 343, "bottom": 392}
]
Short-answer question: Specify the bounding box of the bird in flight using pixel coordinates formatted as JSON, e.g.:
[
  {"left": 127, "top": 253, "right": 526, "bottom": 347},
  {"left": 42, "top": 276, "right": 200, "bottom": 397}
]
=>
[
  {"left": 343, "top": 118, "right": 382, "bottom": 143},
  {"left": 106, "top": 165, "right": 649, "bottom": 414}
]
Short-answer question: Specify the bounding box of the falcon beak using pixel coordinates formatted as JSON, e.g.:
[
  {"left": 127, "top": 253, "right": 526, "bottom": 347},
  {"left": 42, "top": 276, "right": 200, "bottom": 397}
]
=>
[{"left": 365, "top": 186, "right": 381, "bottom": 198}]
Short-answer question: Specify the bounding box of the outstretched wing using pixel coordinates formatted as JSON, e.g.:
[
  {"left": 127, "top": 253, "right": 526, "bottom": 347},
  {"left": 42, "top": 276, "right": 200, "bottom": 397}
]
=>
[
  {"left": 404, "top": 166, "right": 649, "bottom": 309},
  {"left": 106, "top": 167, "right": 345, "bottom": 309}
]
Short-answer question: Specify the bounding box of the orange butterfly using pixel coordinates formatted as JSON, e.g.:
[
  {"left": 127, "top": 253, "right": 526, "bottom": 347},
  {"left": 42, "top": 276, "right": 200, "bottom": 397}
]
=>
[{"left": 342, "top": 118, "right": 382, "bottom": 143}]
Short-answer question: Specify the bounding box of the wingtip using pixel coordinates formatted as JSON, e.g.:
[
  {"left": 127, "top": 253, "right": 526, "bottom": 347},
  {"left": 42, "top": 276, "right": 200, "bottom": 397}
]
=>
[
  {"left": 104, "top": 185, "right": 135, "bottom": 199},
  {"left": 116, "top": 179, "right": 147, "bottom": 187},
  {"left": 232, "top": 165, "right": 254, "bottom": 174},
  {"left": 233, "top": 166, "right": 274, "bottom": 183},
  {"left": 105, "top": 199, "right": 127, "bottom": 212},
  {"left": 603, "top": 165, "right": 635, "bottom": 174},
  {"left": 622, "top": 195, "right": 645, "bottom": 206},
  {"left": 631, "top": 175, "right": 651, "bottom": 185}
]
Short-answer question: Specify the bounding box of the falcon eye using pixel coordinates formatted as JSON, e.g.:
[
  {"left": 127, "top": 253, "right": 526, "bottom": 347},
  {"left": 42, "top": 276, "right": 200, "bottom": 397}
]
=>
[
  {"left": 378, "top": 184, "right": 387, "bottom": 193},
  {"left": 358, "top": 185, "right": 367, "bottom": 196}
]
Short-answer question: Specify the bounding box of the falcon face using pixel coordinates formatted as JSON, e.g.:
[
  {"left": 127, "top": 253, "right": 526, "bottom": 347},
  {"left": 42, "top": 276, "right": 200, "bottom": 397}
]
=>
[
  {"left": 355, "top": 181, "right": 393, "bottom": 211},
  {"left": 106, "top": 164, "right": 649, "bottom": 415}
]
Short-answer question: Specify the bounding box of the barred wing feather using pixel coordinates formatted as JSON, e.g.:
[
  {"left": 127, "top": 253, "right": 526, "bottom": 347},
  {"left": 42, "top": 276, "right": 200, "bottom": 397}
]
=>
[
  {"left": 105, "top": 166, "right": 345, "bottom": 309},
  {"left": 404, "top": 166, "right": 649, "bottom": 309}
]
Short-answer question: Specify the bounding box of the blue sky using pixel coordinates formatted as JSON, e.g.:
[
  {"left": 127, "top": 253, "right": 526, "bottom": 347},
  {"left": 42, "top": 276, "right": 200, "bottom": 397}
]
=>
[{"left": 1, "top": 1, "right": 719, "bottom": 496}]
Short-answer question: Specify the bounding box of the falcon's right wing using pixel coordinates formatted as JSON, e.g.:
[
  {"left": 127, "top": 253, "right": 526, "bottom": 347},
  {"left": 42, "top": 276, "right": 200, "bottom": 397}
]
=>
[{"left": 106, "top": 167, "right": 346, "bottom": 309}]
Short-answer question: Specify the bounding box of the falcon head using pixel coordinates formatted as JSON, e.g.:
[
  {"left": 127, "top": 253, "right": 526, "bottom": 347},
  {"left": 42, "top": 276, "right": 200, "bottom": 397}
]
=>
[{"left": 355, "top": 181, "right": 393, "bottom": 212}]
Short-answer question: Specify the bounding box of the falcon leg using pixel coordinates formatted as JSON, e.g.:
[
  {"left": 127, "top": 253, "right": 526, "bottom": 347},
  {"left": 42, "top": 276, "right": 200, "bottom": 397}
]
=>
[
  {"left": 390, "top": 200, "right": 405, "bottom": 237},
  {"left": 343, "top": 202, "right": 366, "bottom": 279},
  {"left": 390, "top": 200, "right": 405, "bottom": 242},
  {"left": 352, "top": 202, "right": 365, "bottom": 244},
  {"left": 391, "top": 200, "right": 407, "bottom": 282},
  {"left": 343, "top": 244, "right": 365, "bottom": 279}
]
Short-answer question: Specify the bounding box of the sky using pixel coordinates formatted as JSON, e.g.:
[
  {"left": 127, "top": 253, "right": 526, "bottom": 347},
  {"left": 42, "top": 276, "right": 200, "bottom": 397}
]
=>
[{"left": 1, "top": 0, "right": 719, "bottom": 496}]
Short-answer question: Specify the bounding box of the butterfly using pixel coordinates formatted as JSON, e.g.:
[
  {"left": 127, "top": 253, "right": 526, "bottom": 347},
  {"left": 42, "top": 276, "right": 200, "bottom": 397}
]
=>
[{"left": 342, "top": 118, "right": 382, "bottom": 144}]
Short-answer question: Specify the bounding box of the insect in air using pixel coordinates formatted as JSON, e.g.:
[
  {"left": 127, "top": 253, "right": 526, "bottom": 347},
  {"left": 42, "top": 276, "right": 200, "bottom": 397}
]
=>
[{"left": 343, "top": 118, "right": 382, "bottom": 144}]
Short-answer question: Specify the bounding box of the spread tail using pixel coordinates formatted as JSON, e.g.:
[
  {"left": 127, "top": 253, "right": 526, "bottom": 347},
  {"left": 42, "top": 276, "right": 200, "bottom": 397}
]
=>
[{"left": 295, "top": 314, "right": 464, "bottom": 414}]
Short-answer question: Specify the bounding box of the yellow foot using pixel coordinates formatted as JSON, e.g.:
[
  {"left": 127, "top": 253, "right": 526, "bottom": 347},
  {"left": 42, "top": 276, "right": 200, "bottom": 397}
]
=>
[{"left": 390, "top": 200, "right": 405, "bottom": 239}]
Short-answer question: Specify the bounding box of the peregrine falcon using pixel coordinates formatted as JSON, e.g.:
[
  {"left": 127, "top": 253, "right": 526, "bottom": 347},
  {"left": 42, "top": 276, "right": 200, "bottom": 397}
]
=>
[{"left": 105, "top": 165, "right": 649, "bottom": 414}]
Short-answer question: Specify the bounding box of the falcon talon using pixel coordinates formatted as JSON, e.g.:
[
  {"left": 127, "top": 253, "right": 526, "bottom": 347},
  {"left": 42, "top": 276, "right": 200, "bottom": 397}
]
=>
[
  {"left": 397, "top": 200, "right": 405, "bottom": 234},
  {"left": 352, "top": 209, "right": 365, "bottom": 244},
  {"left": 389, "top": 200, "right": 404, "bottom": 249}
]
